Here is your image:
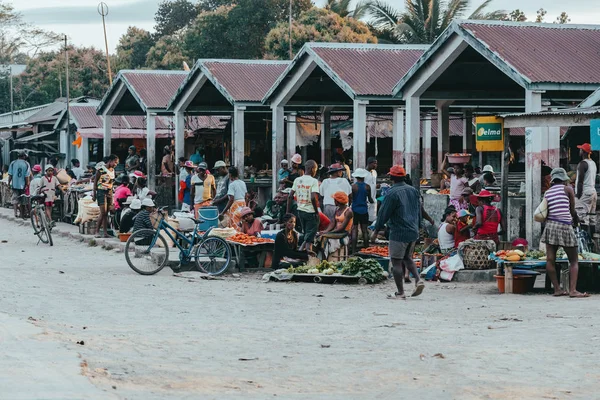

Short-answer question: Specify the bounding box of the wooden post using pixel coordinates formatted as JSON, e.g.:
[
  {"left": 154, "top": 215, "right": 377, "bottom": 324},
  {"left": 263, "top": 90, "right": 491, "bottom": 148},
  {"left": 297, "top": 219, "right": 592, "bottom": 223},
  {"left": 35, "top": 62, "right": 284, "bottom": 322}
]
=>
[
  {"left": 437, "top": 104, "right": 450, "bottom": 172},
  {"left": 504, "top": 265, "right": 514, "bottom": 294},
  {"left": 233, "top": 105, "right": 246, "bottom": 172},
  {"left": 405, "top": 96, "right": 420, "bottom": 182},
  {"left": 423, "top": 114, "right": 433, "bottom": 178},
  {"left": 353, "top": 100, "right": 368, "bottom": 169},
  {"left": 102, "top": 113, "right": 111, "bottom": 157},
  {"left": 392, "top": 107, "right": 404, "bottom": 166},
  {"left": 501, "top": 128, "right": 510, "bottom": 242},
  {"left": 271, "top": 105, "right": 285, "bottom": 194},
  {"left": 146, "top": 113, "right": 156, "bottom": 191}
]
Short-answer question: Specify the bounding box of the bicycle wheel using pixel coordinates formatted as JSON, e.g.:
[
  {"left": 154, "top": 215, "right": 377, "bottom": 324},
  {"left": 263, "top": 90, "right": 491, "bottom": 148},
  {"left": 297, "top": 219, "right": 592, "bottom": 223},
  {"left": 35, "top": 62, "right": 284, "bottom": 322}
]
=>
[
  {"left": 195, "top": 236, "right": 231, "bottom": 275},
  {"left": 39, "top": 210, "right": 53, "bottom": 246},
  {"left": 30, "top": 206, "right": 42, "bottom": 235},
  {"left": 125, "top": 229, "right": 169, "bottom": 275}
]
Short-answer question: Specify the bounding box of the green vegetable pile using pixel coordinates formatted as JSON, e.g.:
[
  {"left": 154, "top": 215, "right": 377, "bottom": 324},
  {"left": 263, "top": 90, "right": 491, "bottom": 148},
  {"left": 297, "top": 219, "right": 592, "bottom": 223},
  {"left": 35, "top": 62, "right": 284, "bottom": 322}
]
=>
[
  {"left": 287, "top": 257, "right": 386, "bottom": 283},
  {"left": 526, "top": 250, "right": 545, "bottom": 259}
]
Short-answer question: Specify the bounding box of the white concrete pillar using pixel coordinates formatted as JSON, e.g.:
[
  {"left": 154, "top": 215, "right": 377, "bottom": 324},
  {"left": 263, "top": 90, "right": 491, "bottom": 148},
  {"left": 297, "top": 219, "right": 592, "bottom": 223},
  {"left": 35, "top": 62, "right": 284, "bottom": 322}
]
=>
[
  {"left": 392, "top": 107, "right": 404, "bottom": 166},
  {"left": 423, "top": 114, "right": 433, "bottom": 178},
  {"left": 320, "top": 109, "right": 326, "bottom": 167},
  {"left": 462, "top": 110, "right": 473, "bottom": 153},
  {"left": 353, "top": 100, "right": 368, "bottom": 169},
  {"left": 548, "top": 126, "right": 560, "bottom": 168},
  {"left": 271, "top": 105, "right": 285, "bottom": 194},
  {"left": 321, "top": 109, "right": 331, "bottom": 167},
  {"left": 405, "top": 96, "right": 420, "bottom": 178},
  {"left": 146, "top": 113, "right": 156, "bottom": 191},
  {"left": 437, "top": 105, "right": 450, "bottom": 171},
  {"left": 102, "top": 114, "right": 112, "bottom": 157},
  {"left": 233, "top": 105, "right": 246, "bottom": 172},
  {"left": 287, "top": 113, "right": 297, "bottom": 160},
  {"left": 76, "top": 137, "right": 89, "bottom": 166},
  {"left": 525, "top": 90, "right": 544, "bottom": 246},
  {"left": 59, "top": 130, "right": 69, "bottom": 168}
]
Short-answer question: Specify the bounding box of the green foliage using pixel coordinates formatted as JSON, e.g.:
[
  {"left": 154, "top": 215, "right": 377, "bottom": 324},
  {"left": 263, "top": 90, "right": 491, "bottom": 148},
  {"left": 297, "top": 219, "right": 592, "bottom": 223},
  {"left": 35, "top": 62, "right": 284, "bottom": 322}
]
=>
[
  {"left": 154, "top": 0, "right": 200, "bottom": 37},
  {"left": 339, "top": 257, "right": 386, "bottom": 283},
  {"left": 146, "top": 34, "right": 188, "bottom": 70},
  {"left": 264, "top": 8, "right": 377, "bottom": 60},
  {"left": 506, "top": 8, "right": 570, "bottom": 24},
  {"left": 116, "top": 27, "right": 155, "bottom": 70},
  {"left": 506, "top": 9, "right": 527, "bottom": 22}
]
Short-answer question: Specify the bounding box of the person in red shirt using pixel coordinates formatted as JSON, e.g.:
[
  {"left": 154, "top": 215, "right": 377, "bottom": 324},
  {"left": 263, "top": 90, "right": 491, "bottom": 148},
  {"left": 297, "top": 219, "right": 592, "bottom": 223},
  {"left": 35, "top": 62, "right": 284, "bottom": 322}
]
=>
[
  {"left": 454, "top": 209, "right": 472, "bottom": 248},
  {"left": 239, "top": 207, "right": 263, "bottom": 237}
]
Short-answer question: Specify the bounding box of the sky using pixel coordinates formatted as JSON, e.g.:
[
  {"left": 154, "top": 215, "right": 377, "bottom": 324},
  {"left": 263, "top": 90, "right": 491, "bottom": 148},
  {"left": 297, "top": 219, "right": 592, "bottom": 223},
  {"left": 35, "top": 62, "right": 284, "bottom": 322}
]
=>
[{"left": 13, "top": 0, "right": 600, "bottom": 53}]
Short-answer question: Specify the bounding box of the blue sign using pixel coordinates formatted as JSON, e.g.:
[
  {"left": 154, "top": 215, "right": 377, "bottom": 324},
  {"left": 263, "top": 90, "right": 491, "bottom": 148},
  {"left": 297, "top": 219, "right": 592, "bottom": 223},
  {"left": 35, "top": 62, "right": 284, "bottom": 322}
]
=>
[{"left": 592, "top": 120, "right": 600, "bottom": 151}]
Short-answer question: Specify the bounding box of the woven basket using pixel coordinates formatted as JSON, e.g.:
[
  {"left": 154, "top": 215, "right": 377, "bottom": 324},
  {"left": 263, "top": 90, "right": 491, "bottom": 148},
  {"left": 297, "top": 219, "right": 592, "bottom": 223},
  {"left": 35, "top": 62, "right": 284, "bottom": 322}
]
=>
[{"left": 462, "top": 243, "right": 495, "bottom": 270}]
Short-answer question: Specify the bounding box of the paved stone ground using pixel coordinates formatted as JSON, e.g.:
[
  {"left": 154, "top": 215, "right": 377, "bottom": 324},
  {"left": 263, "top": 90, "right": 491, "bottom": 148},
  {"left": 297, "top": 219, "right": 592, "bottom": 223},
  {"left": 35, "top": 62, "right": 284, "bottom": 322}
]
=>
[{"left": 0, "top": 208, "right": 598, "bottom": 399}]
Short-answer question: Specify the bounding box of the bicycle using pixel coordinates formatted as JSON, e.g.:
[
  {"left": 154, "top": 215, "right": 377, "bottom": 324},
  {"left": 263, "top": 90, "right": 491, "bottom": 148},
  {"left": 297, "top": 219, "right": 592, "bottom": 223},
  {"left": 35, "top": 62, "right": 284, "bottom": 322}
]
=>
[
  {"left": 124, "top": 207, "right": 231, "bottom": 276},
  {"left": 23, "top": 194, "right": 53, "bottom": 246}
]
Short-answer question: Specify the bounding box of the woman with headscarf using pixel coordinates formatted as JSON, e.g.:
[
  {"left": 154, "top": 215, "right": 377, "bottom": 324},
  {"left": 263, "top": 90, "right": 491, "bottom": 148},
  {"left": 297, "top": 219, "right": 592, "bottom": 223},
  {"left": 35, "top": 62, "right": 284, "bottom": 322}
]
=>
[
  {"left": 473, "top": 190, "right": 505, "bottom": 246},
  {"left": 542, "top": 168, "right": 589, "bottom": 298}
]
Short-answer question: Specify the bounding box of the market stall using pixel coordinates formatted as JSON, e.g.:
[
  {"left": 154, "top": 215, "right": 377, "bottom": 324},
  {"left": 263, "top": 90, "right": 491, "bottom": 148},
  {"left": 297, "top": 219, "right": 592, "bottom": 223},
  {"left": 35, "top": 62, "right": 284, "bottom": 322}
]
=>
[{"left": 226, "top": 233, "right": 274, "bottom": 271}]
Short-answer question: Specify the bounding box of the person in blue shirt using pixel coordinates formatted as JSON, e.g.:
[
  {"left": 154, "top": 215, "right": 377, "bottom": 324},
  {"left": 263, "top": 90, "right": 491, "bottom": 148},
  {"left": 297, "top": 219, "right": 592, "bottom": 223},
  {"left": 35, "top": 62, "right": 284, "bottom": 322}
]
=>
[
  {"left": 278, "top": 159, "right": 290, "bottom": 187},
  {"left": 350, "top": 168, "right": 374, "bottom": 254},
  {"left": 190, "top": 147, "right": 204, "bottom": 165},
  {"left": 182, "top": 161, "right": 195, "bottom": 209},
  {"left": 8, "top": 152, "right": 31, "bottom": 218}
]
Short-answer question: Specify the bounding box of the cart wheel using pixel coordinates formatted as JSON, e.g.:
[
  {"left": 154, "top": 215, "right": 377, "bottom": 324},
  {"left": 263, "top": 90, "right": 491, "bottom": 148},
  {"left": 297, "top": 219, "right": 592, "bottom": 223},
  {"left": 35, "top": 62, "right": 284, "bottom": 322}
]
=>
[{"left": 313, "top": 276, "right": 323, "bottom": 283}]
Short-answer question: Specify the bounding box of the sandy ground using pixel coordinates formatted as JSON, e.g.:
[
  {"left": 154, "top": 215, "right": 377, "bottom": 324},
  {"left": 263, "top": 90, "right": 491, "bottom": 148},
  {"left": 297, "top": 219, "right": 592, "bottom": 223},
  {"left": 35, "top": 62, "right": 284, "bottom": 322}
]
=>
[{"left": 0, "top": 219, "right": 599, "bottom": 400}]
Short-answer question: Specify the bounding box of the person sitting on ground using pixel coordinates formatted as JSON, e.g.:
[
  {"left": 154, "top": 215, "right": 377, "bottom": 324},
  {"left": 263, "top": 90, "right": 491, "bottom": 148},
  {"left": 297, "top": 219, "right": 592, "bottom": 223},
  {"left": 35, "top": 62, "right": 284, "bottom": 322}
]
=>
[
  {"left": 441, "top": 154, "right": 468, "bottom": 201},
  {"left": 473, "top": 190, "right": 505, "bottom": 246},
  {"left": 438, "top": 207, "right": 457, "bottom": 253},
  {"left": 119, "top": 198, "right": 141, "bottom": 233},
  {"left": 542, "top": 167, "right": 589, "bottom": 298},
  {"left": 316, "top": 191, "right": 354, "bottom": 251},
  {"left": 239, "top": 207, "right": 263, "bottom": 236},
  {"left": 29, "top": 165, "right": 43, "bottom": 197},
  {"left": 351, "top": 168, "right": 374, "bottom": 254},
  {"left": 272, "top": 213, "right": 312, "bottom": 270},
  {"left": 133, "top": 198, "right": 156, "bottom": 232},
  {"left": 450, "top": 187, "right": 473, "bottom": 212},
  {"left": 454, "top": 209, "right": 473, "bottom": 248},
  {"left": 113, "top": 174, "right": 132, "bottom": 223}
]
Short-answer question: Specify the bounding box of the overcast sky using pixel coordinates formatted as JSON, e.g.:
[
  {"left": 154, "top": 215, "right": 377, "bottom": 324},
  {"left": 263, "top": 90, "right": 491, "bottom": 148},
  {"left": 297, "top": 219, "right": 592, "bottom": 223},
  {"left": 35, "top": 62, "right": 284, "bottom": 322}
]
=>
[{"left": 14, "top": 0, "right": 600, "bottom": 53}]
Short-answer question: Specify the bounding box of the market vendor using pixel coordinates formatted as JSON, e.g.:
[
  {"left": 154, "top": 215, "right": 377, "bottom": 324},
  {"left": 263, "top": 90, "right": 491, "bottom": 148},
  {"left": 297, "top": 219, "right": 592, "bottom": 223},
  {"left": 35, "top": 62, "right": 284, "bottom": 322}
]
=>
[
  {"left": 113, "top": 174, "right": 132, "bottom": 223},
  {"left": 119, "top": 197, "right": 141, "bottom": 233},
  {"left": 473, "top": 190, "right": 505, "bottom": 246},
  {"left": 441, "top": 154, "right": 468, "bottom": 201},
  {"left": 450, "top": 187, "right": 473, "bottom": 212},
  {"left": 575, "top": 143, "right": 597, "bottom": 239},
  {"left": 272, "top": 213, "right": 311, "bottom": 270},
  {"left": 238, "top": 207, "right": 264, "bottom": 236},
  {"left": 132, "top": 198, "right": 156, "bottom": 232},
  {"left": 317, "top": 192, "right": 353, "bottom": 238},
  {"left": 455, "top": 209, "right": 472, "bottom": 248},
  {"left": 191, "top": 162, "right": 216, "bottom": 215},
  {"left": 220, "top": 166, "right": 247, "bottom": 230},
  {"left": 278, "top": 160, "right": 289, "bottom": 187},
  {"left": 438, "top": 207, "right": 457, "bottom": 253}
]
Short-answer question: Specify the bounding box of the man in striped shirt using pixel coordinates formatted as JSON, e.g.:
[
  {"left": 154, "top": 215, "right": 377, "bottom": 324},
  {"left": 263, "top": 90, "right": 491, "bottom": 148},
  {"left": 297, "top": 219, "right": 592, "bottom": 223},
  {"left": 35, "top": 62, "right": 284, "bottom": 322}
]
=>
[{"left": 371, "top": 166, "right": 424, "bottom": 299}]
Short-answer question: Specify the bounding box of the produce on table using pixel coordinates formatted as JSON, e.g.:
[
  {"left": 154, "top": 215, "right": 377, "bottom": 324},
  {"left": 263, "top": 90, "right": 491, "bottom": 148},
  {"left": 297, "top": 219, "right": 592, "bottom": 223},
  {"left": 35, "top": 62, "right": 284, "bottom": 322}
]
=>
[
  {"left": 359, "top": 246, "right": 389, "bottom": 257},
  {"left": 438, "top": 189, "right": 450, "bottom": 195},
  {"left": 495, "top": 249, "right": 525, "bottom": 261},
  {"left": 525, "top": 250, "right": 545, "bottom": 260},
  {"left": 287, "top": 257, "right": 386, "bottom": 283},
  {"left": 227, "top": 233, "right": 274, "bottom": 245},
  {"left": 581, "top": 252, "right": 600, "bottom": 261}
]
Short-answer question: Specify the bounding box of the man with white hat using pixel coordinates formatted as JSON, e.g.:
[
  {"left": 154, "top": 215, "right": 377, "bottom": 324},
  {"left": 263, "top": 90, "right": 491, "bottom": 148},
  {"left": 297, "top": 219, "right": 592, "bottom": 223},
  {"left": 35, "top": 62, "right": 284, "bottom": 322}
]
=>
[
  {"left": 319, "top": 163, "right": 352, "bottom": 221},
  {"left": 119, "top": 197, "right": 142, "bottom": 233},
  {"left": 133, "top": 198, "right": 156, "bottom": 233},
  {"left": 212, "top": 160, "right": 230, "bottom": 213}
]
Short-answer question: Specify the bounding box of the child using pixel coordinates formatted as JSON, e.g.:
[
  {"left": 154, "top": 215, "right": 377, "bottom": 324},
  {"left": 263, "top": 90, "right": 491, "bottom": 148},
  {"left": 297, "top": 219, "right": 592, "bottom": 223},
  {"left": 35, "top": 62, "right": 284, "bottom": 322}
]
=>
[
  {"left": 454, "top": 209, "right": 472, "bottom": 248},
  {"left": 39, "top": 165, "right": 60, "bottom": 223},
  {"left": 29, "top": 164, "right": 43, "bottom": 197},
  {"left": 350, "top": 168, "right": 374, "bottom": 254},
  {"left": 113, "top": 174, "right": 132, "bottom": 224}
]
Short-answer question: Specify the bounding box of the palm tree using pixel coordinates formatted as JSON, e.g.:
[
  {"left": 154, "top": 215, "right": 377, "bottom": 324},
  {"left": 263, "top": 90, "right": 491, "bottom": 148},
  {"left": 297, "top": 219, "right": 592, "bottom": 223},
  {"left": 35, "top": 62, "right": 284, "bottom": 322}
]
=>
[
  {"left": 325, "top": 0, "right": 370, "bottom": 19},
  {"left": 365, "top": 0, "right": 507, "bottom": 44}
]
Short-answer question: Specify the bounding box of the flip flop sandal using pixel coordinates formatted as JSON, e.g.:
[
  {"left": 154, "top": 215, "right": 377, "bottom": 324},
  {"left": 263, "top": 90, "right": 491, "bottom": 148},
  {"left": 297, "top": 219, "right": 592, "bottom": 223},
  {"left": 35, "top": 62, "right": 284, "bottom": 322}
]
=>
[
  {"left": 387, "top": 292, "right": 406, "bottom": 300},
  {"left": 411, "top": 281, "right": 425, "bottom": 297},
  {"left": 570, "top": 292, "right": 590, "bottom": 298}
]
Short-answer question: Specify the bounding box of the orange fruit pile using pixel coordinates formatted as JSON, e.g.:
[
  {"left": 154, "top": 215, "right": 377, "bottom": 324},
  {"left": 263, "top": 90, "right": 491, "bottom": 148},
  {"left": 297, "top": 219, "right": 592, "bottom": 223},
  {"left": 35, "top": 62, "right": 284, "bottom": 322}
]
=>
[{"left": 228, "top": 233, "right": 274, "bottom": 245}]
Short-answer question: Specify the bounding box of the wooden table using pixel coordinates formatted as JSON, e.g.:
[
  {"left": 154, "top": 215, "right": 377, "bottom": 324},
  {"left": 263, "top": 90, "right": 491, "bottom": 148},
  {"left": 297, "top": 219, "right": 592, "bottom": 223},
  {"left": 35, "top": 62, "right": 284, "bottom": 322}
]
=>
[
  {"left": 501, "top": 261, "right": 546, "bottom": 294},
  {"left": 227, "top": 241, "right": 274, "bottom": 271}
]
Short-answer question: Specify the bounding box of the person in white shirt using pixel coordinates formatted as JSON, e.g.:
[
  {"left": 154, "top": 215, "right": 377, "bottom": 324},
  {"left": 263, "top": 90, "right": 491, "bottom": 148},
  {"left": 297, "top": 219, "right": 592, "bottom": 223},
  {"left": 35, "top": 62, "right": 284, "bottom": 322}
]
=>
[
  {"left": 39, "top": 165, "right": 60, "bottom": 222},
  {"left": 29, "top": 164, "right": 43, "bottom": 197},
  {"left": 288, "top": 160, "right": 320, "bottom": 251},
  {"left": 365, "top": 157, "right": 378, "bottom": 223},
  {"left": 71, "top": 159, "right": 84, "bottom": 180},
  {"left": 319, "top": 163, "right": 352, "bottom": 221}
]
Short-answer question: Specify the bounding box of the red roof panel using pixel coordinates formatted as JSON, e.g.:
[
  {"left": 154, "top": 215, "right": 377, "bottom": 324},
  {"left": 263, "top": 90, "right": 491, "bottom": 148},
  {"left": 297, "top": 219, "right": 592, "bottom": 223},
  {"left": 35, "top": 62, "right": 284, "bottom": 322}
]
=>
[
  {"left": 122, "top": 72, "right": 188, "bottom": 109},
  {"left": 460, "top": 22, "right": 600, "bottom": 84},
  {"left": 204, "top": 61, "right": 289, "bottom": 102},
  {"left": 310, "top": 46, "right": 426, "bottom": 96}
]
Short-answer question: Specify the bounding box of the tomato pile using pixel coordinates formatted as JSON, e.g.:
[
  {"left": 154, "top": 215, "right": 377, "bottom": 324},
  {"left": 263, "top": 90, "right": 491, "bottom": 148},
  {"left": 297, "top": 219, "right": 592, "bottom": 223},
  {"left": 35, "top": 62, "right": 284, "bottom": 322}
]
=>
[
  {"left": 359, "top": 246, "right": 389, "bottom": 257},
  {"left": 227, "top": 233, "right": 274, "bottom": 245}
]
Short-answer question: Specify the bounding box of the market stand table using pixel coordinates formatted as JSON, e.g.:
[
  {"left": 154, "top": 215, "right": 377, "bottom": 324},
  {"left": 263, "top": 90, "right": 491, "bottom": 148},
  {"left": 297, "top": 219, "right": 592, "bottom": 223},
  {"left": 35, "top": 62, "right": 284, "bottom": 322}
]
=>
[{"left": 226, "top": 239, "right": 274, "bottom": 271}]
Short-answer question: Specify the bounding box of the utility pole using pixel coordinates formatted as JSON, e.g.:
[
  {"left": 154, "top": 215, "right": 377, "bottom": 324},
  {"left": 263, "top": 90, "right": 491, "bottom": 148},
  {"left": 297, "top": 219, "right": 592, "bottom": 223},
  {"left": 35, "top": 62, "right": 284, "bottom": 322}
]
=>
[
  {"left": 289, "top": 0, "right": 293, "bottom": 60},
  {"left": 98, "top": 2, "right": 113, "bottom": 85},
  {"left": 65, "top": 35, "right": 71, "bottom": 163},
  {"left": 9, "top": 65, "right": 13, "bottom": 123}
]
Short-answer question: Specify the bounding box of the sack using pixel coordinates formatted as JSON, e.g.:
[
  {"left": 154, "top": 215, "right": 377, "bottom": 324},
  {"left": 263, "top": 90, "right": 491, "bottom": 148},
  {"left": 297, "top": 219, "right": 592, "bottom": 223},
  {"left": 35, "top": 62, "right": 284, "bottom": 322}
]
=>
[{"left": 534, "top": 197, "right": 548, "bottom": 223}]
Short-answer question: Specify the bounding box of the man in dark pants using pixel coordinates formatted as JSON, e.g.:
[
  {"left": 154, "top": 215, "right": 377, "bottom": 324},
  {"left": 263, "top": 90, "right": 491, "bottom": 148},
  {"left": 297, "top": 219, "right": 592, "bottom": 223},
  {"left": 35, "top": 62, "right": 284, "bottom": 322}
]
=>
[
  {"left": 287, "top": 160, "right": 319, "bottom": 252},
  {"left": 371, "top": 166, "right": 424, "bottom": 299}
]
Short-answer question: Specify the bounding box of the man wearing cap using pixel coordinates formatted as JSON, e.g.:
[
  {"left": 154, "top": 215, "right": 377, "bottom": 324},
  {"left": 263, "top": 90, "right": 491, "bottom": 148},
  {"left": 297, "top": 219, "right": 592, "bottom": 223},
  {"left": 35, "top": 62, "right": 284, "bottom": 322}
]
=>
[
  {"left": 450, "top": 187, "right": 474, "bottom": 213},
  {"left": 319, "top": 163, "right": 352, "bottom": 221},
  {"left": 119, "top": 197, "right": 142, "bottom": 233},
  {"left": 29, "top": 165, "right": 43, "bottom": 197},
  {"left": 8, "top": 151, "right": 31, "bottom": 218},
  {"left": 212, "top": 161, "right": 230, "bottom": 213},
  {"left": 575, "top": 143, "right": 598, "bottom": 238},
  {"left": 365, "top": 157, "right": 378, "bottom": 223},
  {"left": 125, "top": 146, "right": 140, "bottom": 173},
  {"left": 372, "top": 166, "right": 424, "bottom": 299},
  {"left": 191, "top": 162, "right": 216, "bottom": 216},
  {"left": 133, "top": 198, "right": 156, "bottom": 233}
]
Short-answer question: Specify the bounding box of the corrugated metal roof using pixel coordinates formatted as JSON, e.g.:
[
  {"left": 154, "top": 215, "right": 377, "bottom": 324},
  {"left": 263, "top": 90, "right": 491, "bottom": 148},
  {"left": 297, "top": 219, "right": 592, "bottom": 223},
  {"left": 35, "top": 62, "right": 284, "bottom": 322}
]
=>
[
  {"left": 460, "top": 21, "right": 600, "bottom": 84},
  {"left": 204, "top": 61, "right": 290, "bottom": 102},
  {"left": 25, "top": 102, "right": 65, "bottom": 124},
  {"left": 121, "top": 71, "right": 188, "bottom": 110},
  {"left": 310, "top": 45, "right": 427, "bottom": 96},
  {"left": 502, "top": 106, "right": 600, "bottom": 118}
]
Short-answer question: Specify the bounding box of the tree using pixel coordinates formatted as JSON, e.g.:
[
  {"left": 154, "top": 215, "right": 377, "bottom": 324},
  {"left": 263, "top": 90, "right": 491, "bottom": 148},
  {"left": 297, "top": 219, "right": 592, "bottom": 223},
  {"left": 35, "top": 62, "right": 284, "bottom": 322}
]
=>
[
  {"left": 506, "top": 8, "right": 571, "bottom": 24},
  {"left": 182, "top": 0, "right": 312, "bottom": 60},
  {"left": 154, "top": 0, "right": 199, "bottom": 37},
  {"left": 506, "top": 9, "right": 526, "bottom": 22},
  {"left": 146, "top": 34, "right": 188, "bottom": 70},
  {"left": 364, "top": 0, "right": 507, "bottom": 44},
  {"left": 324, "top": 0, "right": 370, "bottom": 19},
  {"left": 535, "top": 8, "right": 547, "bottom": 23},
  {"left": 197, "top": 0, "right": 234, "bottom": 12},
  {"left": 555, "top": 12, "right": 570, "bottom": 24},
  {"left": 116, "top": 27, "right": 155, "bottom": 70},
  {"left": 264, "top": 8, "right": 377, "bottom": 60}
]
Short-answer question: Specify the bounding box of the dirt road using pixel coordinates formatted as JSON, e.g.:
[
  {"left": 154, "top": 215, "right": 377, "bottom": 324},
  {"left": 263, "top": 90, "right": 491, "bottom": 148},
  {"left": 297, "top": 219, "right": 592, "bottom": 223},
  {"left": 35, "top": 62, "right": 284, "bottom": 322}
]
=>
[{"left": 0, "top": 219, "right": 597, "bottom": 399}]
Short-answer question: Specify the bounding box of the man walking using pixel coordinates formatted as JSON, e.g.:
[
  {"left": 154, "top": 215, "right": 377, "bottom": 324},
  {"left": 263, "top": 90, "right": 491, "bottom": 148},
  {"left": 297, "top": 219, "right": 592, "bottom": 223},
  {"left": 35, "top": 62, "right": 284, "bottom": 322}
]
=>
[
  {"left": 575, "top": 143, "right": 598, "bottom": 239},
  {"left": 371, "top": 166, "right": 424, "bottom": 299},
  {"left": 8, "top": 152, "right": 31, "bottom": 218},
  {"left": 288, "top": 160, "right": 319, "bottom": 252},
  {"left": 365, "top": 157, "right": 378, "bottom": 223}
]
